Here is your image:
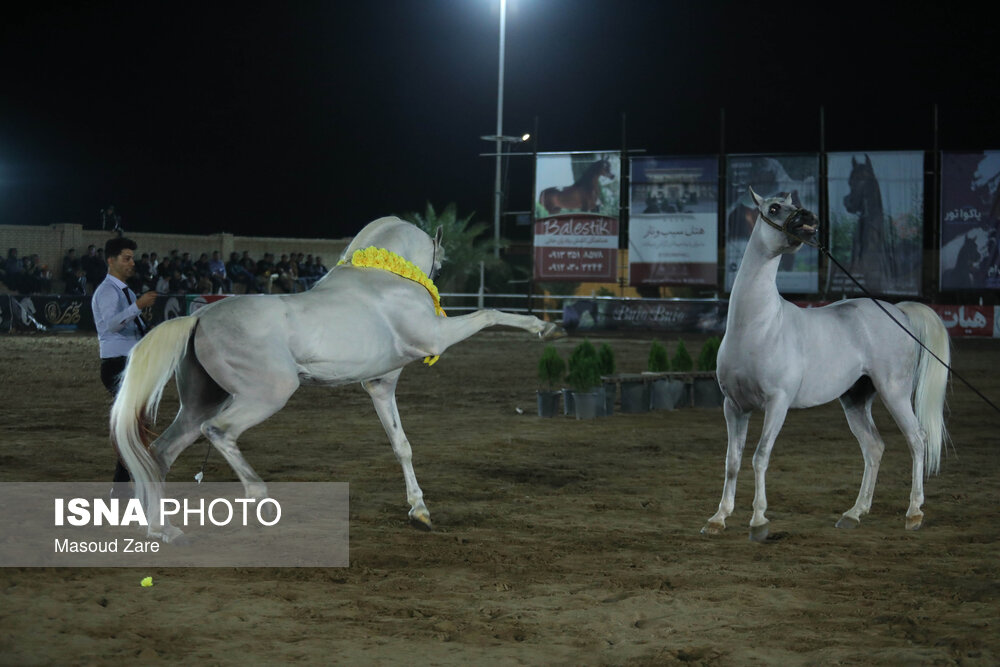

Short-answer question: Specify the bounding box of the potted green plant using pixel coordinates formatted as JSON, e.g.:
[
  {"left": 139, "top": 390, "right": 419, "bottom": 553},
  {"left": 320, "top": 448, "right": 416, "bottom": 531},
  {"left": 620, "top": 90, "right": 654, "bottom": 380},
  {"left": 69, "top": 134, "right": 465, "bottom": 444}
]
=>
[
  {"left": 649, "top": 340, "right": 686, "bottom": 409},
  {"left": 671, "top": 339, "right": 694, "bottom": 372},
  {"left": 619, "top": 341, "right": 656, "bottom": 414},
  {"left": 536, "top": 345, "right": 565, "bottom": 417},
  {"left": 566, "top": 343, "right": 603, "bottom": 419},
  {"left": 693, "top": 336, "right": 725, "bottom": 407},
  {"left": 597, "top": 342, "right": 617, "bottom": 416}
]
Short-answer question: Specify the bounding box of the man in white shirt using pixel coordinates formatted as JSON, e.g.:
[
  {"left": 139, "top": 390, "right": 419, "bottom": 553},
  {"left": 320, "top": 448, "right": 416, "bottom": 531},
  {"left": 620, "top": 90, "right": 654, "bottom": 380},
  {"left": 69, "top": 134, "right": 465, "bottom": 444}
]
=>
[{"left": 92, "top": 237, "right": 159, "bottom": 494}]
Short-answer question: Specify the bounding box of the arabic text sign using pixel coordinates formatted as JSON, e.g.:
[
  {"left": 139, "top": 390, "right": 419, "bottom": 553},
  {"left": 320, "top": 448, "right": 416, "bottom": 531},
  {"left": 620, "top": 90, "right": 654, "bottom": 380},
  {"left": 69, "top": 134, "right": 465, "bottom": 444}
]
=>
[
  {"left": 939, "top": 151, "right": 1000, "bottom": 290},
  {"left": 534, "top": 215, "right": 618, "bottom": 282},
  {"left": 931, "top": 304, "right": 994, "bottom": 337},
  {"left": 628, "top": 156, "right": 719, "bottom": 286},
  {"left": 628, "top": 214, "right": 717, "bottom": 285}
]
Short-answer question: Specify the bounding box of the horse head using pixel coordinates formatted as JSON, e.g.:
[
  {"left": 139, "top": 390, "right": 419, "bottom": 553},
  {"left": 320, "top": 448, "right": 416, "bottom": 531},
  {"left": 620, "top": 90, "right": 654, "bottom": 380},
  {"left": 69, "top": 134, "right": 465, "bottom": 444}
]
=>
[
  {"left": 843, "top": 154, "right": 877, "bottom": 216},
  {"left": 749, "top": 186, "right": 819, "bottom": 253},
  {"left": 339, "top": 217, "right": 439, "bottom": 278},
  {"left": 594, "top": 158, "right": 614, "bottom": 181},
  {"left": 955, "top": 234, "right": 981, "bottom": 270}
]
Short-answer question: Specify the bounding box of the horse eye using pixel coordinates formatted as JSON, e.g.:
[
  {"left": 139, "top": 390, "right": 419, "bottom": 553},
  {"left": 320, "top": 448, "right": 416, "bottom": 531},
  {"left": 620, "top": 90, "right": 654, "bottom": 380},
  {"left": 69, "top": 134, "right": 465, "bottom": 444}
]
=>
[{"left": 769, "top": 204, "right": 780, "bottom": 215}]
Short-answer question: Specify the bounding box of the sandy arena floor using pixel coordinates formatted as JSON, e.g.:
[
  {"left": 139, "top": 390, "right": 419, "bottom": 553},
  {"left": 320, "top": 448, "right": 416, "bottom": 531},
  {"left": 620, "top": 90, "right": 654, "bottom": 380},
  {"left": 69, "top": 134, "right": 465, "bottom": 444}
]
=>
[{"left": 0, "top": 330, "right": 998, "bottom": 665}]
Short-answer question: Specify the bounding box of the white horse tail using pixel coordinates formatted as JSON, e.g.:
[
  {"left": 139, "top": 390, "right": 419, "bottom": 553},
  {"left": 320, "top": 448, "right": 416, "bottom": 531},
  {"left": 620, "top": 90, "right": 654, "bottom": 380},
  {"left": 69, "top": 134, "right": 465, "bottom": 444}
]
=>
[
  {"left": 897, "top": 302, "right": 951, "bottom": 475},
  {"left": 110, "top": 316, "right": 198, "bottom": 511}
]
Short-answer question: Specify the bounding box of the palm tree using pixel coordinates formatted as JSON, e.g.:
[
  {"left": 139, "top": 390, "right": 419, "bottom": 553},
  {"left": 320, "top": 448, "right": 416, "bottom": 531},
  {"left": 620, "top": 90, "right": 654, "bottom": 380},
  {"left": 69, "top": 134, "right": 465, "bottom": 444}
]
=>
[{"left": 401, "top": 202, "right": 506, "bottom": 293}]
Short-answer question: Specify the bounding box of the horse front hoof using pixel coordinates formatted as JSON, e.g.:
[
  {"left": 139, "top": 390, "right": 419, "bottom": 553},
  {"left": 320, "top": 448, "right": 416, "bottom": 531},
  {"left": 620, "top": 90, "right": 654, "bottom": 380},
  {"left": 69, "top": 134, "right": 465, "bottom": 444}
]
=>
[
  {"left": 835, "top": 515, "right": 860, "bottom": 530},
  {"left": 905, "top": 513, "right": 923, "bottom": 531},
  {"left": 408, "top": 507, "right": 433, "bottom": 531},
  {"left": 748, "top": 523, "right": 769, "bottom": 542},
  {"left": 409, "top": 515, "right": 434, "bottom": 531},
  {"left": 152, "top": 525, "right": 185, "bottom": 543},
  {"left": 700, "top": 521, "right": 725, "bottom": 535},
  {"left": 540, "top": 323, "right": 566, "bottom": 340}
]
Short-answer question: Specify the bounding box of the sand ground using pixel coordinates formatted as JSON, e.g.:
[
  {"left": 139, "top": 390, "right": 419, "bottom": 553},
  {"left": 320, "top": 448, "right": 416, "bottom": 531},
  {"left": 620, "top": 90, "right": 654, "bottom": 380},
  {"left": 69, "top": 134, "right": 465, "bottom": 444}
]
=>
[{"left": 0, "top": 331, "right": 998, "bottom": 666}]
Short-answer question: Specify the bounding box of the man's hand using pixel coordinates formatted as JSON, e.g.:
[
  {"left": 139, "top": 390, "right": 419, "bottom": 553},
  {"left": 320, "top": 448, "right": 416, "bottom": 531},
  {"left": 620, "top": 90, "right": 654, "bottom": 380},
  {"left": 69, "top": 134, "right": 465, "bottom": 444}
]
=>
[{"left": 137, "top": 291, "right": 159, "bottom": 309}]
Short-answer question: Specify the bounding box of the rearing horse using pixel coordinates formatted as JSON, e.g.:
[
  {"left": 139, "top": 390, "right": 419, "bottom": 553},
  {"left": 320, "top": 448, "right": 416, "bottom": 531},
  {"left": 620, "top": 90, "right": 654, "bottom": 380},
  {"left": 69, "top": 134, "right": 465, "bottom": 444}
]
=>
[
  {"left": 111, "top": 216, "right": 561, "bottom": 542},
  {"left": 703, "top": 188, "right": 950, "bottom": 541},
  {"left": 539, "top": 158, "right": 614, "bottom": 214}
]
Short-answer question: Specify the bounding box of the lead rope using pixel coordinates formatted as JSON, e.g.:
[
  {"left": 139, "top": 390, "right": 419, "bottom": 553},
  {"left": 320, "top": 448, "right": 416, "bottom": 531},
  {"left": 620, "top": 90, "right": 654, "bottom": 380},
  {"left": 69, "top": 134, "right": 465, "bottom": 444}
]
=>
[{"left": 773, "top": 215, "right": 1000, "bottom": 415}]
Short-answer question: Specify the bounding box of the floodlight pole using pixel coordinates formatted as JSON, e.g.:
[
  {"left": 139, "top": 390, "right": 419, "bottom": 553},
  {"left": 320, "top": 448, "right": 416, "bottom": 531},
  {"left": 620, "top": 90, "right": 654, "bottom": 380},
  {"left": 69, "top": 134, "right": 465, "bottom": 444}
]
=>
[{"left": 493, "top": 0, "right": 507, "bottom": 259}]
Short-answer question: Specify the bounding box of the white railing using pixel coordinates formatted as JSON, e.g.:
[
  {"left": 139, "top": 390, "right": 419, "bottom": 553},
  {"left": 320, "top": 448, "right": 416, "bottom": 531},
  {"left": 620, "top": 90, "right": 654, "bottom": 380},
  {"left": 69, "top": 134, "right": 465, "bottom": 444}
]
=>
[{"left": 439, "top": 292, "right": 579, "bottom": 316}]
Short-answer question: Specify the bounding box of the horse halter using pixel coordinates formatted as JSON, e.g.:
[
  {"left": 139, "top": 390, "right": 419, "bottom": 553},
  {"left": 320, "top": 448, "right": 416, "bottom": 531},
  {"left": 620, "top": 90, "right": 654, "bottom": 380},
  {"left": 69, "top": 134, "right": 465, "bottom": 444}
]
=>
[{"left": 758, "top": 206, "right": 819, "bottom": 248}]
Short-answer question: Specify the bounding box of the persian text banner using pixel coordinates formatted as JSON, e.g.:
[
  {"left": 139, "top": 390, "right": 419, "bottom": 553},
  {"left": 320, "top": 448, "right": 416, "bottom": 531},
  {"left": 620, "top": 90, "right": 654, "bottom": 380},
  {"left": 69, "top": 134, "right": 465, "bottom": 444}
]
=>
[{"left": 628, "top": 156, "right": 719, "bottom": 286}]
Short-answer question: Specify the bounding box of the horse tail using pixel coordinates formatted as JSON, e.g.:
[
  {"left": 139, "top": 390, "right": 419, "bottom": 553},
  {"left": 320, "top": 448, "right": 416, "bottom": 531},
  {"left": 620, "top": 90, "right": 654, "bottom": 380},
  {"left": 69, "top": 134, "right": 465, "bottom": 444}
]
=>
[
  {"left": 897, "top": 302, "right": 951, "bottom": 475},
  {"left": 110, "top": 316, "right": 199, "bottom": 514}
]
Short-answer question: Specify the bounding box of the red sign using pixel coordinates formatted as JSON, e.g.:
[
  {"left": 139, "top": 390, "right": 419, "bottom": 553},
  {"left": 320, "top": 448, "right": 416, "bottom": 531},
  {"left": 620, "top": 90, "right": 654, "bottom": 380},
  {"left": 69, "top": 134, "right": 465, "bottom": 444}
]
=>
[
  {"left": 533, "top": 214, "right": 618, "bottom": 282},
  {"left": 931, "top": 304, "right": 994, "bottom": 337}
]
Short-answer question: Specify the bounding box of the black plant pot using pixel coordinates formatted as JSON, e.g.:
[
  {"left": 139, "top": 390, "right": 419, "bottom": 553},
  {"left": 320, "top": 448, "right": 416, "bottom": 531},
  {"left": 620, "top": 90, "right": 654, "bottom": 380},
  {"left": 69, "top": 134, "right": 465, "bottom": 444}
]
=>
[
  {"left": 572, "top": 390, "right": 602, "bottom": 420},
  {"left": 537, "top": 390, "right": 560, "bottom": 417},
  {"left": 650, "top": 378, "right": 687, "bottom": 410},
  {"left": 692, "top": 376, "right": 725, "bottom": 407},
  {"left": 619, "top": 380, "right": 650, "bottom": 413}
]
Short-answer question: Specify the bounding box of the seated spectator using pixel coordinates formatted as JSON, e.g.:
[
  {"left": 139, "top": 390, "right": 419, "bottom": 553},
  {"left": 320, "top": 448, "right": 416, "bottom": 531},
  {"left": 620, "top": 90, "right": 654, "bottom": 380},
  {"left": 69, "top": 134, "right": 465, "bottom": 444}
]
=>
[
  {"left": 179, "top": 252, "right": 194, "bottom": 275},
  {"left": 227, "top": 252, "right": 257, "bottom": 293},
  {"left": 255, "top": 252, "right": 276, "bottom": 292},
  {"left": 194, "top": 252, "right": 211, "bottom": 278},
  {"left": 66, "top": 266, "right": 88, "bottom": 295},
  {"left": 23, "top": 254, "right": 53, "bottom": 293},
  {"left": 273, "top": 253, "right": 296, "bottom": 293},
  {"left": 134, "top": 253, "right": 153, "bottom": 290},
  {"left": 314, "top": 256, "right": 329, "bottom": 275},
  {"left": 196, "top": 272, "right": 214, "bottom": 295},
  {"left": 2, "top": 247, "right": 25, "bottom": 292},
  {"left": 205, "top": 251, "right": 230, "bottom": 293},
  {"left": 81, "top": 245, "right": 105, "bottom": 291},
  {"left": 61, "top": 248, "right": 80, "bottom": 285},
  {"left": 169, "top": 268, "right": 195, "bottom": 294}
]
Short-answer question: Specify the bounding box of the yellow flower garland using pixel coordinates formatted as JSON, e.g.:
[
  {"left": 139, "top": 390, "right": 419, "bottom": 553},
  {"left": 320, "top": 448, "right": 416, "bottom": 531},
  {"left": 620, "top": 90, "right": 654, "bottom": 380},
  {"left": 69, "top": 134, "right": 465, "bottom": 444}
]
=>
[{"left": 338, "top": 246, "right": 446, "bottom": 365}]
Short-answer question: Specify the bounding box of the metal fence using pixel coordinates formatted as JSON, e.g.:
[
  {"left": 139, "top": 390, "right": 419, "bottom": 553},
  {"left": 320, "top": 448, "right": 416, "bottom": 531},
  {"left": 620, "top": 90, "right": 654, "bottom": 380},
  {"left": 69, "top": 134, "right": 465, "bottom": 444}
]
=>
[{"left": 438, "top": 292, "right": 575, "bottom": 317}]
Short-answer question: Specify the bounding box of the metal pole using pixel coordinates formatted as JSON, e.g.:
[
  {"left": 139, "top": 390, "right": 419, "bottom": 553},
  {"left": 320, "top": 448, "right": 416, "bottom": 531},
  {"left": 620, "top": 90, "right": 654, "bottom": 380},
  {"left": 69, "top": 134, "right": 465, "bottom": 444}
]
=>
[{"left": 493, "top": 0, "right": 507, "bottom": 259}]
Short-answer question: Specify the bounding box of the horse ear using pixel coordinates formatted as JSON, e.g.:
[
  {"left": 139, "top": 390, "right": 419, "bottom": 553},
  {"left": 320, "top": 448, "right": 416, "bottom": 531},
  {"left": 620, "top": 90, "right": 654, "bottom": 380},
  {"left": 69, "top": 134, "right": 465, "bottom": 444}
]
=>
[
  {"left": 748, "top": 186, "right": 764, "bottom": 209},
  {"left": 851, "top": 156, "right": 858, "bottom": 167},
  {"left": 865, "top": 154, "right": 873, "bottom": 167},
  {"left": 434, "top": 226, "right": 443, "bottom": 247},
  {"left": 781, "top": 192, "right": 793, "bottom": 207}
]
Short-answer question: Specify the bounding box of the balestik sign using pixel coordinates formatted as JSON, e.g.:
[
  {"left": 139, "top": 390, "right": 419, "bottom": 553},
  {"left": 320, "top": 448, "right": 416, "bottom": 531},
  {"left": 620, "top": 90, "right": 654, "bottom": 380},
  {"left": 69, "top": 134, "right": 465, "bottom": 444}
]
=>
[{"left": 533, "top": 214, "right": 618, "bottom": 282}]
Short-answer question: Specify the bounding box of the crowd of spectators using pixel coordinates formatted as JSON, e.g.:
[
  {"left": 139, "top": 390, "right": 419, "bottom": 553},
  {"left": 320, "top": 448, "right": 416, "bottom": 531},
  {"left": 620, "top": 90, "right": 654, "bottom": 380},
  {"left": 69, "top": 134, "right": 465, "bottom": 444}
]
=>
[
  {"left": 1, "top": 246, "right": 330, "bottom": 296},
  {"left": 1, "top": 247, "right": 55, "bottom": 294}
]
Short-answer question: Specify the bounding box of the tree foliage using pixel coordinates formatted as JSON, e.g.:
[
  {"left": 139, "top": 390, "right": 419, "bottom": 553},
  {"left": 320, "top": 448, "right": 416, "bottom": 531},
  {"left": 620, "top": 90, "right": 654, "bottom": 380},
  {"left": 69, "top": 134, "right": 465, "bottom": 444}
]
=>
[{"left": 401, "top": 202, "right": 506, "bottom": 293}]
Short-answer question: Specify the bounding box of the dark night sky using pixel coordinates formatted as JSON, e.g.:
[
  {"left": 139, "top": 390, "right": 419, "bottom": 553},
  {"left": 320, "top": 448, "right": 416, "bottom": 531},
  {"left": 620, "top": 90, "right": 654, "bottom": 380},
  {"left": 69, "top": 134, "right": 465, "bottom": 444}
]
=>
[{"left": 1, "top": 1, "right": 998, "bottom": 239}]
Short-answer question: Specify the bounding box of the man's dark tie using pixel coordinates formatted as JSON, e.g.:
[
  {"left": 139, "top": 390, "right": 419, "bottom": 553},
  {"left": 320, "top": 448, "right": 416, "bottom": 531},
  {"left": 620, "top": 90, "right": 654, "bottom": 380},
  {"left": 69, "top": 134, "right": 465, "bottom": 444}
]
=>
[{"left": 122, "top": 286, "right": 147, "bottom": 337}]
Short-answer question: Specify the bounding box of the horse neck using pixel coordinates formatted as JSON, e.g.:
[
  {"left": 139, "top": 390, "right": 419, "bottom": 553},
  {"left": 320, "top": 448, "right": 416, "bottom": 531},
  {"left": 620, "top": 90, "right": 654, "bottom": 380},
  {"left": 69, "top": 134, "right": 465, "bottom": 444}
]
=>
[
  {"left": 727, "top": 230, "right": 784, "bottom": 326},
  {"left": 861, "top": 180, "right": 884, "bottom": 220}
]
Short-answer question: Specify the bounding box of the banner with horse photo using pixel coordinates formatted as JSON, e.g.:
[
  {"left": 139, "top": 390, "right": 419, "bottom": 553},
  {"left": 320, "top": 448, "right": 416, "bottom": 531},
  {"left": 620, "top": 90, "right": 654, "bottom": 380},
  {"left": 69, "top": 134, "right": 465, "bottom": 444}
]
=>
[
  {"left": 827, "top": 152, "right": 924, "bottom": 296},
  {"left": 534, "top": 151, "right": 620, "bottom": 282},
  {"left": 940, "top": 151, "right": 1000, "bottom": 290},
  {"left": 628, "top": 156, "right": 719, "bottom": 286},
  {"left": 724, "top": 155, "right": 820, "bottom": 293}
]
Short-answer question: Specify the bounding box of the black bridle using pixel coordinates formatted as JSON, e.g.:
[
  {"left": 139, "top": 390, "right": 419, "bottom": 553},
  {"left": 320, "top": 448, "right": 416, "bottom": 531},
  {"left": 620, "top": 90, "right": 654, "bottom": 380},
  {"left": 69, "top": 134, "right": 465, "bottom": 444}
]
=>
[{"left": 758, "top": 207, "right": 819, "bottom": 248}]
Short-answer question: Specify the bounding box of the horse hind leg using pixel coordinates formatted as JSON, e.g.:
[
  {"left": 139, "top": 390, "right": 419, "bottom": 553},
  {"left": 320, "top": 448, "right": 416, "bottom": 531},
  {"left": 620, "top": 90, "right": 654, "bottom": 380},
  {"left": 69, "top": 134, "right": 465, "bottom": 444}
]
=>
[
  {"left": 150, "top": 351, "right": 231, "bottom": 478},
  {"left": 199, "top": 387, "right": 296, "bottom": 502},
  {"left": 836, "top": 377, "right": 884, "bottom": 529},
  {"left": 362, "top": 370, "right": 431, "bottom": 530},
  {"left": 876, "top": 384, "right": 928, "bottom": 530}
]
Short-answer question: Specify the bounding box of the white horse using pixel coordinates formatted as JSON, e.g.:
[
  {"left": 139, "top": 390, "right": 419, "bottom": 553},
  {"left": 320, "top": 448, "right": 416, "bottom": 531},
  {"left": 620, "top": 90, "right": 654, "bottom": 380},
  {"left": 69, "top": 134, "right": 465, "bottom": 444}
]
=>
[
  {"left": 703, "top": 188, "right": 950, "bottom": 541},
  {"left": 111, "top": 216, "right": 560, "bottom": 542}
]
